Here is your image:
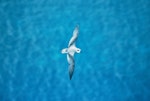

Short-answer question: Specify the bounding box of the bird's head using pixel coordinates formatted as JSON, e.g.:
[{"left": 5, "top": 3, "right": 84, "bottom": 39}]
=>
[{"left": 76, "top": 48, "right": 81, "bottom": 53}]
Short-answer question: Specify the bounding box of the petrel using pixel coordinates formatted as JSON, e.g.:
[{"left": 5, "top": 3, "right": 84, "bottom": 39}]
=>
[{"left": 61, "top": 25, "right": 81, "bottom": 80}]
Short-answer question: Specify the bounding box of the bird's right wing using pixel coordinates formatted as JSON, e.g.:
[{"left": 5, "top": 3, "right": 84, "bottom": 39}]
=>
[
  {"left": 68, "top": 25, "right": 79, "bottom": 47},
  {"left": 67, "top": 53, "right": 75, "bottom": 80}
]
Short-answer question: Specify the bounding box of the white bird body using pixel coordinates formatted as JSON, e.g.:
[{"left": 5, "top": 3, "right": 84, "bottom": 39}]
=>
[
  {"left": 61, "top": 25, "right": 81, "bottom": 80},
  {"left": 68, "top": 45, "right": 77, "bottom": 54}
]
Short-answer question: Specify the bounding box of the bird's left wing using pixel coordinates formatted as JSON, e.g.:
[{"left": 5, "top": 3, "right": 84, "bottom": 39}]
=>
[
  {"left": 68, "top": 25, "right": 79, "bottom": 47},
  {"left": 67, "top": 53, "right": 75, "bottom": 80}
]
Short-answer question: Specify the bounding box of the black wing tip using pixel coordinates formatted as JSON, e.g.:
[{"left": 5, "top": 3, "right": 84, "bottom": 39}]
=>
[
  {"left": 69, "top": 68, "right": 74, "bottom": 80},
  {"left": 69, "top": 71, "right": 73, "bottom": 80},
  {"left": 70, "top": 75, "right": 72, "bottom": 80}
]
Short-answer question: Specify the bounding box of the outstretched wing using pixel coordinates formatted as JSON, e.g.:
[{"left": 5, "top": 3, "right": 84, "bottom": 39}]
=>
[
  {"left": 68, "top": 25, "right": 79, "bottom": 47},
  {"left": 67, "top": 53, "right": 75, "bottom": 80}
]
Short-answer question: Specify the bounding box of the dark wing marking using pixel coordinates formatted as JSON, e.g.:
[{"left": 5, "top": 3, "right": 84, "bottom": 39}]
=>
[
  {"left": 67, "top": 53, "right": 75, "bottom": 80},
  {"left": 68, "top": 25, "right": 79, "bottom": 47}
]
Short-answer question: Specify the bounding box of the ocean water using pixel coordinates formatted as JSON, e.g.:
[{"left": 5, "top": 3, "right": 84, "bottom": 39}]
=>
[{"left": 0, "top": 0, "right": 150, "bottom": 101}]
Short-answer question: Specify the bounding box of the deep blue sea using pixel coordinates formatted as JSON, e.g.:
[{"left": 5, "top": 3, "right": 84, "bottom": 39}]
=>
[{"left": 0, "top": 0, "right": 150, "bottom": 101}]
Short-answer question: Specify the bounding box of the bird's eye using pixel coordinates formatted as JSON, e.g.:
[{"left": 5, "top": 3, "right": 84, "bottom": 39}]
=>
[{"left": 76, "top": 49, "right": 80, "bottom": 53}]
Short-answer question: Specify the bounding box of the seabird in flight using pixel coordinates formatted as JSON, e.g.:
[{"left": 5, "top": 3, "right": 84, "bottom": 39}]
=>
[{"left": 61, "top": 25, "right": 81, "bottom": 80}]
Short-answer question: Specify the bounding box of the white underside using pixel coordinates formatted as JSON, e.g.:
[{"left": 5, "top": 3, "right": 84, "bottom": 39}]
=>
[{"left": 67, "top": 45, "right": 77, "bottom": 56}]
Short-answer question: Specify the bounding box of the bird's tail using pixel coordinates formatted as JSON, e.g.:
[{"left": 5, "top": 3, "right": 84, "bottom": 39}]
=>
[{"left": 61, "top": 48, "right": 68, "bottom": 54}]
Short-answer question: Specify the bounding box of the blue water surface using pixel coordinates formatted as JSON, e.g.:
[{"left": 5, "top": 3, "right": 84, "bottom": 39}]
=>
[{"left": 0, "top": 0, "right": 150, "bottom": 101}]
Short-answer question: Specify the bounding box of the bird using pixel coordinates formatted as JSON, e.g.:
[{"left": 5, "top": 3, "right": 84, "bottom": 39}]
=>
[{"left": 61, "top": 25, "right": 81, "bottom": 80}]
